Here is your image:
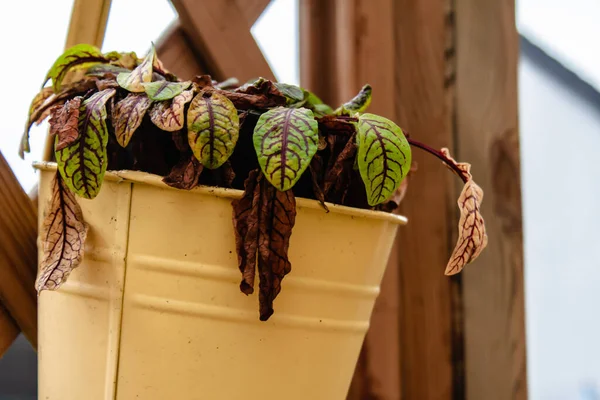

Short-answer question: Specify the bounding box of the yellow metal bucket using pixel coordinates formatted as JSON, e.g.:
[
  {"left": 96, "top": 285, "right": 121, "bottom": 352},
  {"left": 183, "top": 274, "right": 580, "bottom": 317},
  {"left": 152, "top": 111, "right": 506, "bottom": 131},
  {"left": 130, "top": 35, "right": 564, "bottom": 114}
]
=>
[{"left": 36, "top": 163, "right": 405, "bottom": 400}]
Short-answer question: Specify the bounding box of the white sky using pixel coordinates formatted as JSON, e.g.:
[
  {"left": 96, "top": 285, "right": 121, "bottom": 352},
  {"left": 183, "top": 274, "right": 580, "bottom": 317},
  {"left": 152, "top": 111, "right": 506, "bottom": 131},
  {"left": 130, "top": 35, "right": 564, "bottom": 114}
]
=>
[{"left": 0, "top": 0, "right": 297, "bottom": 191}]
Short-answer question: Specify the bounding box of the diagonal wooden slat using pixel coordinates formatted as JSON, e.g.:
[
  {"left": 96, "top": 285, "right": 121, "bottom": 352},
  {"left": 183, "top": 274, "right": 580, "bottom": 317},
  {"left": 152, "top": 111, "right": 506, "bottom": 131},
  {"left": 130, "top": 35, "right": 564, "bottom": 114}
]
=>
[
  {"left": 170, "top": 0, "right": 275, "bottom": 82},
  {"left": 156, "top": 21, "right": 208, "bottom": 81},
  {"left": 0, "top": 152, "right": 38, "bottom": 350},
  {"left": 0, "top": 302, "right": 19, "bottom": 357}
]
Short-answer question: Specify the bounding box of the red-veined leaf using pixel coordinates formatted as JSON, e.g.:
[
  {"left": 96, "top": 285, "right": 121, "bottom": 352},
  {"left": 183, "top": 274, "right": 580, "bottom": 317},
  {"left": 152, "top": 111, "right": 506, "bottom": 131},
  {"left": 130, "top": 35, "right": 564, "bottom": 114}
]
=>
[
  {"left": 142, "top": 80, "right": 191, "bottom": 101},
  {"left": 253, "top": 107, "right": 319, "bottom": 191},
  {"left": 49, "top": 97, "right": 82, "bottom": 151},
  {"left": 36, "top": 173, "right": 88, "bottom": 292},
  {"left": 149, "top": 89, "right": 194, "bottom": 132},
  {"left": 356, "top": 113, "right": 411, "bottom": 206},
  {"left": 440, "top": 148, "right": 488, "bottom": 275},
  {"left": 187, "top": 91, "right": 239, "bottom": 169},
  {"left": 117, "top": 46, "right": 155, "bottom": 92},
  {"left": 56, "top": 88, "right": 116, "bottom": 199},
  {"left": 43, "top": 44, "right": 107, "bottom": 91},
  {"left": 112, "top": 93, "right": 153, "bottom": 147}
]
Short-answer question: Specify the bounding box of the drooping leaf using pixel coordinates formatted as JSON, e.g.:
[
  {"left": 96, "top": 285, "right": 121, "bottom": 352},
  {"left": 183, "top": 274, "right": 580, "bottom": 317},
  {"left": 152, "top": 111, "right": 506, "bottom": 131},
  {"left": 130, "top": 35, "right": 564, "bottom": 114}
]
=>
[
  {"left": 187, "top": 91, "right": 240, "bottom": 169},
  {"left": 440, "top": 148, "right": 488, "bottom": 275},
  {"left": 112, "top": 93, "right": 153, "bottom": 147},
  {"left": 49, "top": 97, "right": 82, "bottom": 151},
  {"left": 274, "top": 82, "right": 304, "bottom": 104},
  {"left": 149, "top": 89, "right": 194, "bottom": 132},
  {"left": 231, "top": 170, "right": 297, "bottom": 320},
  {"left": 356, "top": 113, "right": 411, "bottom": 206},
  {"left": 230, "top": 78, "right": 287, "bottom": 109},
  {"left": 36, "top": 173, "right": 88, "bottom": 292},
  {"left": 142, "top": 80, "right": 191, "bottom": 101},
  {"left": 309, "top": 154, "right": 328, "bottom": 212},
  {"left": 28, "top": 87, "right": 54, "bottom": 119},
  {"left": 324, "top": 133, "right": 357, "bottom": 197},
  {"left": 20, "top": 79, "right": 97, "bottom": 158},
  {"left": 257, "top": 176, "right": 296, "bottom": 321},
  {"left": 56, "top": 88, "right": 116, "bottom": 199},
  {"left": 162, "top": 155, "right": 204, "bottom": 190},
  {"left": 43, "top": 44, "right": 107, "bottom": 91},
  {"left": 253, "top": 107, "right": 319, "bottom": 191},
  {"left": 117, "top": 46, "right": 155, "bottom": 92},
  {"left": 335, "top": 84, "right": 372, "bottom": 115},
  {"left": 232, "top": 170, "right": 262, "bottom": 295}
]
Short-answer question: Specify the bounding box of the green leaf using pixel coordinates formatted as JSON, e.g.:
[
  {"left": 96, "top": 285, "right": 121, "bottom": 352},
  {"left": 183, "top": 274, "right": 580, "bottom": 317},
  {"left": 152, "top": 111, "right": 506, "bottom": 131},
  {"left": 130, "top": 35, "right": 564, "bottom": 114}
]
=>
[
  {"left": 43, "top": 44, "right": 107, "bottom": 91},
  {"left": 336, "top": 84, "right": 372, "bottom": 115},
  {"left": 112, "top": 93, "right": 153, "bottom": 147},
  {"left": 149, "top": 89, "right": 194, "bottom": 132},
  {"left": 187, "top": 92, "right": 240, "bottom": 169},
  {"left": 356, "top": 113, "right": 411, "bottom": 206},
  {"left": 56, "top": 88, "right": 116, "bottom": 199},
  {"left": 303, "top": 90, "right": 333, "bottom": 117},
  {"left": 117, "top": 46, "right": 155, "bottom": 92},
  {"left": 312, "top": 103, "right": 334, "bottom": 118},
  {"left": 274, "top": 82, "right": 304, "bottom": 104},
  {"left": 253, "top": 107, "right": 319, "bottom": 191},
  {"left": 142, "top": 80, "right": 191, "bottom": 101}
]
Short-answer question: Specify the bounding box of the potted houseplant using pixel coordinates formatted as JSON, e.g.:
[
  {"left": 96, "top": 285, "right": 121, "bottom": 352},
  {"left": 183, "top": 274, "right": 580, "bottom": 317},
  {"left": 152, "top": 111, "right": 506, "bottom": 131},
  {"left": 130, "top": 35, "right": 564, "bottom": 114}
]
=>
[{"left": 22, "top": 44, "right": 487, "bottom": 400}]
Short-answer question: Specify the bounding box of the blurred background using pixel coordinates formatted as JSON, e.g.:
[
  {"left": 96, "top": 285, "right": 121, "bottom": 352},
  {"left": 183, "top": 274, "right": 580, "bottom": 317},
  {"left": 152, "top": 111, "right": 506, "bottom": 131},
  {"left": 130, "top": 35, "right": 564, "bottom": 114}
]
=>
[{"left": 0, "top": 0, "right": 599, "bottom": 399}]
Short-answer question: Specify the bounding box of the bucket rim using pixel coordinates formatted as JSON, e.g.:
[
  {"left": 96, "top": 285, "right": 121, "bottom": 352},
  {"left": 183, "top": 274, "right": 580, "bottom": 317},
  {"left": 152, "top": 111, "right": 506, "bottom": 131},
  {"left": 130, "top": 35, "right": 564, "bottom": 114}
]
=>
[{"left": 34, "top": 161, "right": 408, "bottom": 226}]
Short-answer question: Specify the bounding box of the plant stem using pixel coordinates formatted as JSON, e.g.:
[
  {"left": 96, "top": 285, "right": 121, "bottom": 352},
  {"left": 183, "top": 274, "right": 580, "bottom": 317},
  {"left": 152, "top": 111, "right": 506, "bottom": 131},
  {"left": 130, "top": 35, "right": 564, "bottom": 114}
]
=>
[{"left": 407, "top": 138, "right": 469, "bottom": 183}]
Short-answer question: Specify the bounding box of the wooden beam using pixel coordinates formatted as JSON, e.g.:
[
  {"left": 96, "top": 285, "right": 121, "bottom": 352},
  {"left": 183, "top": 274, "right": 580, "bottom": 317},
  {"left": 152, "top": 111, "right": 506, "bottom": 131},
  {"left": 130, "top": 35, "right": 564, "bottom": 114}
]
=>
[
  {"left": 455, "top": 0, "right": 527, "bottom": 398},
  {"left": 155, "top": 21, "right": 208, "bottom": 81},
  {"left": 65, "top": 0, "right": 112, "bottom": 49},
  {"left": 238, "top": 0, "right": 273, "bottom": 27},
  {"left": 0, "top": 302, "right": 19, "bottom": 357},
  {"left": 170, "top": 0, "right": 275, "bottom": 82},
  {"left": 0, "top": 152, "right": 38, "bottom": 349}
]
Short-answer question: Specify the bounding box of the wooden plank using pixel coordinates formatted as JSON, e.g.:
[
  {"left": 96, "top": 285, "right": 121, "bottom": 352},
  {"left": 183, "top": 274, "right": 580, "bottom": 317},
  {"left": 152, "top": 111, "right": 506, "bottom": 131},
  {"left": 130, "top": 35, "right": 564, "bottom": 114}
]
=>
[
  {"left": 0, "top": 152, "right": 38, "bottom": 349},
  {"left": 0, "top": 302, "right": 19, "bottom": 357},
  {"left": 155, "top": 21, "right": 208, "bottom": 81},
  {"left": 238, "top": 0, "right": 273, "bottom": 27},
  {"left": 455, "top": 0, "right": 527, "bottom": 398},
  {"left": 65, "top": 0, "right": 112, "bottom": 49},
  {"left": 170, "top": 0, "right": 275, "bottom": 82}
]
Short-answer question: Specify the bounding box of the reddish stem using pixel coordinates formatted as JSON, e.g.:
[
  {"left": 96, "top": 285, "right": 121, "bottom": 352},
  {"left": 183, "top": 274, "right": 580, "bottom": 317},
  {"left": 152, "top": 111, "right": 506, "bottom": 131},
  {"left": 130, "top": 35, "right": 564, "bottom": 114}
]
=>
[{"left": 407, "top": 138, "right": 469, "bottom": 183}]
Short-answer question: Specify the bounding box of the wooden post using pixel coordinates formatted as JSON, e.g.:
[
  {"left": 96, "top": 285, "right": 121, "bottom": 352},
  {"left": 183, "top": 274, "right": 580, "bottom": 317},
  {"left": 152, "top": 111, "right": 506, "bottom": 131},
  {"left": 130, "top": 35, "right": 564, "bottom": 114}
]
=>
[
  {"left": 300, "top": 0, "right": 526, "bottom": 398},
  {"left": 455, "top": 0, "right": 527, "bottom": 398}
]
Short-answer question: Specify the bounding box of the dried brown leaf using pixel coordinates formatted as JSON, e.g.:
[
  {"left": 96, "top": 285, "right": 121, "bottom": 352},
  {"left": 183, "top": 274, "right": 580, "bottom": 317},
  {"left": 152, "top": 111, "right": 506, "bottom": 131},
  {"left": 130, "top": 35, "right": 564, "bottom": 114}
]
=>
[
  {"left": 441, "top": 147, "right": 472, "bottom": 180},
  {"left": 324, "top": 133, "right": 357, "bottom": 197},
  {"left": 231, "top": 170, "right": 262, "bottom": 295},
  {"left": 309, "top": 154, "right": 328, "bottom": 212},
  {"left": 443, "top": 149, "right": 488, "bottom": 275},
  {"left": 162, "top": 156, "right": 204, "bottom": 190},
  {"left": 37, "top": 173, "right": 88, "bottom": 292},
  {"left": 149, "top": 89, "right": 194, "bottom": 132},
  {"left": 257, "top": 178, "right": 296, "bottom": 321},
  {"left": 49, "top": 97, "right": 82, "bottom": 151}
]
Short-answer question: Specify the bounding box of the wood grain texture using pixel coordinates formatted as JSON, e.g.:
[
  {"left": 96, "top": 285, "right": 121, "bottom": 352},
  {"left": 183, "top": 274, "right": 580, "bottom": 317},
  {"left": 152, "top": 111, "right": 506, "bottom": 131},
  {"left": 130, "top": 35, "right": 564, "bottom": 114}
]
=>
[
  {"left": 155, "top": 21, "right": 208, "bottom": 81},
  {"left": 64, "top": 0, "right": 112, "bottom": 49},
  {"left": 455, "top": 0, "right": 527, "bottom": 398},
  {"left": 0, "top": 302, "right": 19, "bottom": 357},
  {"left": 0, "top": 152, "right": 38, "bottom": 349},
  {"left": 170, "top": 0, "right": 275, "bottom": 82}
]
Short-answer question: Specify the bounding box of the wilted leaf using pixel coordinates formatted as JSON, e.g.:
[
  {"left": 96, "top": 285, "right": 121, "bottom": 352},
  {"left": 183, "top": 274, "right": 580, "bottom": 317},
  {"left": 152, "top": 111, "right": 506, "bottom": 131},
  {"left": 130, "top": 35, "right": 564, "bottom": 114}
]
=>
[
  {"left": 56, "top": 88, "right": 116, "bottom": 199},
  {"left": 309, "top": 154, "right": 328, "bottom": 212},
  {"left": 112, "top": 93, "right": 153, "bottom": 147},
  {"left": 86, "top": 64, "right": 130, "bottom": 77},
  {"left": 162, "top": 155, "right": 204, "bottom": 190},
  {"left": 215, "top": 77, "right": 239, "bottom": 89},
  {"left": 143, "top": 80, "right": 191, "bottom": 101},
  {"left": 149, "top": 89, "right": 194, "bottom": 132},
  {"left": 49, "top": 97, "right": 82, "bottom": 151},
  {"left": 36, "top": 173, "right": 88, "bottom": 292},
  {"left": 324, "top": 133, "right": 357, "bottom": 197},
  {"left": 274, "top": 82, "right": 304, "bottom": 104},
  {"left": 253, "top": 107, "right": 319, "bottom": 191},
  {"left": 117, "top": 46, "right": 155, "bottom": 92},
  {"left": 336, "top": 84, "right": 372, "bottom": 115},
  {"left": 104, "top": 51, "right": 139, "bottom": 69},
  {"left": 231, "top": 170, "right": 262, "bottom": 295},
  {"left": 257, "top": 177, "right": 296, "bottom": 321},
  {"left": 445, "top": 179, "right": 488, "bottom": 275},
  {"left": 356, "top": 113, "right": 411, "bottom": 206},
  {"left": 95, "top": 79, "right": 120, "bottom": 91},
  {"left": 440, "top": 148, "right": 487, "bottom": 275},
  {"left": 43, "top": 44, "right": 106, "bottom": 91},
  {"left": 188, "top": 91, "right": 239, "bottom": 169},
  {"left": 28, "top": 87, "right": 54, "bottom": 119},
  {"left": 229, "top": 78, "right": 287, "bottom": 109}
]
